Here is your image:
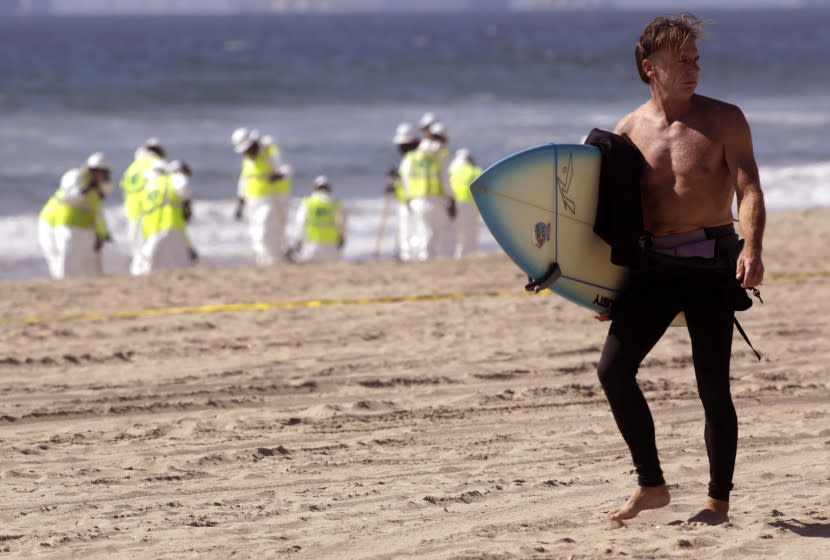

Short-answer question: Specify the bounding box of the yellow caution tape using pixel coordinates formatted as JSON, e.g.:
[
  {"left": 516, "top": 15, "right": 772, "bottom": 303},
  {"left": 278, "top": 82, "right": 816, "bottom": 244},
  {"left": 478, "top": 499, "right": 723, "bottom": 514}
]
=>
[
  {"left": 765, "top": 270, "right": 830, "bottom": 281},
  {"left": 0, "top": 290, "right": 505, "bottom": 326},
  {"left": 0, "top": 270, "right": 826, "bottom": 326}
]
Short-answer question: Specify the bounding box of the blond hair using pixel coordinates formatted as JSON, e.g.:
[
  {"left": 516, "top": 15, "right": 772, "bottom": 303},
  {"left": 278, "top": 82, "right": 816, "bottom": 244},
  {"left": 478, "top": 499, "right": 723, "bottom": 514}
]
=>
[{"left": 635, "top": 14, "right": 704, "bottom": 84}]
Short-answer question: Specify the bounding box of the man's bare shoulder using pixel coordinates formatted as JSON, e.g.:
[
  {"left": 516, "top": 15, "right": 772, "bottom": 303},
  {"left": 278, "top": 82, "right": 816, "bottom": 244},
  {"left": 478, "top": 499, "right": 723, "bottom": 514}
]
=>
[
  {"left": 694, "top": 95, "right": 746, "bottom": 124},
  {"left": 613, "top": 103, "right": 651, "bottom": 135}
]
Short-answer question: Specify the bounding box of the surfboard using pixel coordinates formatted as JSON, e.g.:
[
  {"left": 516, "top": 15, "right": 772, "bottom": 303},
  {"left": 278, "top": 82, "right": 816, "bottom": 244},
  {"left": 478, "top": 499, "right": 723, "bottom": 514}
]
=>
[{"left": 471, "top": 142, "right": 626, "bottom": 316}]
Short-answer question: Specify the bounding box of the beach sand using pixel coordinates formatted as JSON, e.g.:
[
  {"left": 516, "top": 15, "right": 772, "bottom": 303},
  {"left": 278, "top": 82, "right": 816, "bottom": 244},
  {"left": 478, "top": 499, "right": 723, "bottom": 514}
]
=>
[{"left": 0, "top": 208, "right": 828, "bottom": 559}]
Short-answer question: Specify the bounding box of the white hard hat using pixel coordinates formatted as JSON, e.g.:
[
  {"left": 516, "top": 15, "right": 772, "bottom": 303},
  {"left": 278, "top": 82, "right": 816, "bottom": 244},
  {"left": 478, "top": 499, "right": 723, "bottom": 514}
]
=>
[
  {"left": 232, "top": 128, "right": 259, "bottom": 154},
  {"left": 454, "top": 148, "right": 471, "bottom": 160},
  {"left": 167, "top": 160, "right": 192, "bottom": 176},
  {"left": 231, "top": 127, "right": 249, "bottom": 145},
  {"left": 419, "top": 112, "right": 437, "bottom": 129},
  {"left": 231, "top": 127, "right": 252, "bottom": 153},
  {"left": 393, "top": 122, "right": 417, "bottom": 145},
  {"left": 313, "top": 175, "right": 330, "bottom": 189},
  {"left": 261, "top": 134, "right": 275, "bottom": 146},
  {"left": 143, "top": 137, "right": 163, "bottom": 150},
  {"left": 142, "top": 137, "right": 166, "bottom": 158},
  {"left": 85, "top": 152, "right": 110, "bottom": 170},
  {"left": 429, "top": 121, "right": 447, "bottom": 137}
]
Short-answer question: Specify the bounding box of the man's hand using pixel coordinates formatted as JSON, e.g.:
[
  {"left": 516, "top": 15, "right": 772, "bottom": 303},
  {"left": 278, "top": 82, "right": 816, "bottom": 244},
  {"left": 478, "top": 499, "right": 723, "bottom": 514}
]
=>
[
  {"left": 592, "top": 311, "right": 611, "bottom": 322},
  {"left": 736, "top": 246, "right": 764, "bottom": 288},
  {"left": 234, "top": 198, "right": 245, "bottom": 221}
]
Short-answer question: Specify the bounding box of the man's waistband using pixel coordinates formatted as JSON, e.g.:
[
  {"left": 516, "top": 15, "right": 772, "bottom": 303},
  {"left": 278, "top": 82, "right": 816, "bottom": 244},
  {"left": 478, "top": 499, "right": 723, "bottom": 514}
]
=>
[{"left": 645, "top": 224, "right": 735, "bottom": 259}]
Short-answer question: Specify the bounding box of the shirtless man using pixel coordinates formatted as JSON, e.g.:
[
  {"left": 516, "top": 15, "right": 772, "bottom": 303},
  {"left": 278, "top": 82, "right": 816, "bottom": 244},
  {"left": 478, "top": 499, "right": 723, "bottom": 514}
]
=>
[{"left": 595, "top": 14, "right": 765, "bottom": 525}]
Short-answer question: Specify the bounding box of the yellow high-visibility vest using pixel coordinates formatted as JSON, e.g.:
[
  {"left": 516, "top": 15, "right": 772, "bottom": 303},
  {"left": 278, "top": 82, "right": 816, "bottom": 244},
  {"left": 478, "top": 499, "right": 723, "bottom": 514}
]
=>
[
  {"left": 450, "top": 161, "right": 482, "bottom": 204},
  {"left": 302, "top": 193, "right": 341, "bottom": 244},
  {"left": 241, "top": 148, "right": 290, "bottom": 197},
  {"left": 120, "top": 153, "right": 161, "bottom": 221},
  {"left": 402, "top": 149, "right": 444, "bottom": 198},
  {"left": 394, "top": 178, "right": 407, "bottom": 203},
  {"left": 140, "top": 174, "right": 186, "bottom": 239},
  {"left": 40, "top": 184, "right": 107, "bottom": 238}
]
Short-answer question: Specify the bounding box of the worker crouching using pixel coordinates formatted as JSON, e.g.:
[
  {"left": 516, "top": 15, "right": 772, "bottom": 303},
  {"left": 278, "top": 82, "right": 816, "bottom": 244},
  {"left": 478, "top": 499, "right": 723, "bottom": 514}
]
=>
[
  {"left": 290, "top": 175, "right": 346, "bottom": 263},
  {"left": 131, "top": 160, "right": 198, "bottom": 274},
  {"left": 38, "top": 152, "right": 113, "bottom": 278}
]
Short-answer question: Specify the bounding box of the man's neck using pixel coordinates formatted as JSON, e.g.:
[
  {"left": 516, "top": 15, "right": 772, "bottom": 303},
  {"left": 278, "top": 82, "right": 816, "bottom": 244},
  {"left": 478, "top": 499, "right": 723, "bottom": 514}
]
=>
[{"left": 650, "top": 90, "right": 695, "bottom": 124}]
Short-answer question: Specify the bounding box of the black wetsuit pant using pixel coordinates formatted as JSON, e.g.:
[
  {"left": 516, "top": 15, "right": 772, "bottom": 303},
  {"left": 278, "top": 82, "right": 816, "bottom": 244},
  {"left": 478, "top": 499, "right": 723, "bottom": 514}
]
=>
[{"left": 597, "top": 233, "right": 739, "bottom": 502}]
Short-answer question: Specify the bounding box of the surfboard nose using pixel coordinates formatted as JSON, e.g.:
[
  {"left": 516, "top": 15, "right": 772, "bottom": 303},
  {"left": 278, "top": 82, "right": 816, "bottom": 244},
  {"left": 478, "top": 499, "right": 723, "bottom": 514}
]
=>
[
  {"left": 471, "top": 143, "right": 557, "bottom": 204},
  {"left": 471, "top": 144, "right": 560, "bottom": 282}
]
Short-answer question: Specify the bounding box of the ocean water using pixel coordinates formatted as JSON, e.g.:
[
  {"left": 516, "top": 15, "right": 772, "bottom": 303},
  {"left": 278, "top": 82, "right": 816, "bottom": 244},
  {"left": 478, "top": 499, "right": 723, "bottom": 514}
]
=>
[{"left": 1, "top": 9, "right": 829, "bottom": 280}]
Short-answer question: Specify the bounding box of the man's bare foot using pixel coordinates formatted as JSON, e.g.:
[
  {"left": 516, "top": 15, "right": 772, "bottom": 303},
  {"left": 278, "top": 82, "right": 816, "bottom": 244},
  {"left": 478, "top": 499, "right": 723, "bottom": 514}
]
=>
[
  {"left": 609, "top": 485, "right": 671, "bottom": 521},
  {"left": 687, "top": 497, "right": 729, "bottom": 526}
]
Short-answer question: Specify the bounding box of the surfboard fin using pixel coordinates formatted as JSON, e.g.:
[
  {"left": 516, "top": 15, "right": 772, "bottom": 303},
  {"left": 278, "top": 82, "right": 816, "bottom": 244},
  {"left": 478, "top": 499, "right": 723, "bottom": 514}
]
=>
[{"left": 524, "top": 262, "right": 562, "bottom": 294}]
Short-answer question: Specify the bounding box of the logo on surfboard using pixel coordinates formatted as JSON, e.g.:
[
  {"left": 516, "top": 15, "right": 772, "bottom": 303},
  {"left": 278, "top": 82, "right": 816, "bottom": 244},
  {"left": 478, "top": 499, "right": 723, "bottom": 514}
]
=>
[
  {"left": 593, "top": 294, "right": 615, "bottom": 309},
  {"left": 533, "top": 222, "right": 551, "bottom": 248},
  {"left": 557, "top": 152, "right": 576, "bottom": 215}
]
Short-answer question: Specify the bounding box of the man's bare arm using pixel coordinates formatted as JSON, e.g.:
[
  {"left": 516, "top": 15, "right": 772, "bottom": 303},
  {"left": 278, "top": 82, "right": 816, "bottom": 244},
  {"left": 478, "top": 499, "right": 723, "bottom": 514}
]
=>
[{"left": 724, "top": 105, "right": 765, "bottom": 288}]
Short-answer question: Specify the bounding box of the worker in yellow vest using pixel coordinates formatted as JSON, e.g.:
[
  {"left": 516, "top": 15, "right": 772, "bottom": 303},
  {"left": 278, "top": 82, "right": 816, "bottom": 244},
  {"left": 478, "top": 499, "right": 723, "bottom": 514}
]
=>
[
  {"left": 426, "top": 121, "right": 456, "bottom": 256},
  {"left": 399, "top": 122, "right": 454, "bottom": 261},
  {"left": 38, "top": 152, "right": 113, "bottom": 278},
  {"left": 290, "top": 176, "right": 346, "bottom": 263},
  {"left": 231, "top": 127, "right": 292, "bottom": 265},
  {"left": 132, "top": 160, "right": 197, "bottom": 274},
  {"left": 387, "top": 122, "right": 421, "bottom": 261},
  {"left": 120, "top": 138, "right": 166, "bottom": 274},
  {"left": 449, "top": 148, "right": 483, "bottom": 258}
]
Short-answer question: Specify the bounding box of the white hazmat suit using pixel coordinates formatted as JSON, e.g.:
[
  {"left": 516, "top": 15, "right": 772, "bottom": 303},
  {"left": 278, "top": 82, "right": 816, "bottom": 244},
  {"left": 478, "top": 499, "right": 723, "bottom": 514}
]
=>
[
  {"left": 38, "top": 160, "right": 112, "bottom": 279},
  {"left": 132, "top": 162, "right": 196, "bottom": 274}
]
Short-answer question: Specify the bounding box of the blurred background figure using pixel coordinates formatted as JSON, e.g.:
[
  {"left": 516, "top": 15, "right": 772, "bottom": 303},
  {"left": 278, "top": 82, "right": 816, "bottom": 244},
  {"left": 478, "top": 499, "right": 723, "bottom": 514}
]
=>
[
  {"left": 390, "top": 122, "right": 420, "bottom": 261},
  {"left": 231, "top": 127, "right": 293, "bottom": 265},
  {"left": 290, "top": 175, "right": 346, "bottom": 263},
  {"left": 132, "top": 160, "right": 197, "bottom": 274},
  {"left": 449, "top": 148, "right": 483, "bottom": 258},
  {"left": 38, "top": 152, "right": 113, "bottom": 279},
  {"left": 120, "top": 138, "right": 167, "bottom": 274},
  {"left": 426, "top": 121, "right": 455, "bottom": 256},
  {"left": 399, "top": 121, "right": 453, "bottom": 261}
]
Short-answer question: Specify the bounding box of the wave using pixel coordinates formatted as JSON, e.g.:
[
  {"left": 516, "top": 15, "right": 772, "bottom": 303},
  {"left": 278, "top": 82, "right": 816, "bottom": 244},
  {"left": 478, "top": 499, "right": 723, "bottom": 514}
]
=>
[
  {"left": 760, "top": 161, "right": 830, "bottom": 209},
  {"left": 0, "top": 198, "right": 498, "bottom": 281},
  {"left": 2, "top": 160, "right": 827, "bottom": 281}
]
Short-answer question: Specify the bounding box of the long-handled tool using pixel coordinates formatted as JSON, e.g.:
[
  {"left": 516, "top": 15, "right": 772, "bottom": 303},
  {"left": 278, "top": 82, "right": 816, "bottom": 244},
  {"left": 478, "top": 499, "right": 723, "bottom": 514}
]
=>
[{"left": 374, "top": 193, "right": 392, "bottom": 258}]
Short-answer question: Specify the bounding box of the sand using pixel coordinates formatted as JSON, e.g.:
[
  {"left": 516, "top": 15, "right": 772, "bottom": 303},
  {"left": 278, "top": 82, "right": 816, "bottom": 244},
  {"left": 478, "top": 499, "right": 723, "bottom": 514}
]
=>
[{"left": 0, "top": 208, "right": 828, "bottom": 559}]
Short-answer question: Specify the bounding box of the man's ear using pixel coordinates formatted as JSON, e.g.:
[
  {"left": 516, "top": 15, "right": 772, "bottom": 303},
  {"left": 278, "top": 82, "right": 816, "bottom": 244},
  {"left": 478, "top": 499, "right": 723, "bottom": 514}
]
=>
[{"left": 642, "top": 58, "right": 656, "bottom": 81}]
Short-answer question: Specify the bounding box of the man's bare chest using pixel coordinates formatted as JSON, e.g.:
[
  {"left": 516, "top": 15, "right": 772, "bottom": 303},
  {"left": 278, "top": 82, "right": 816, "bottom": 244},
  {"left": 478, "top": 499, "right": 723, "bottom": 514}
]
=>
[{"left": 636, "top": 123, "right": 724, "bottom": 183}]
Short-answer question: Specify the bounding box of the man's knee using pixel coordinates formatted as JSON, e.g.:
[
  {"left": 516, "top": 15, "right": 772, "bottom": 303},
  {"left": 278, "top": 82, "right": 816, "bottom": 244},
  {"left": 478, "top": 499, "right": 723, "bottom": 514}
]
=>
[
  {"left": 597, "top": 355, "right": 638, "bottom": 394},
  {"left": 699, "top": 390, "right": 737, "bottom": 425}
]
